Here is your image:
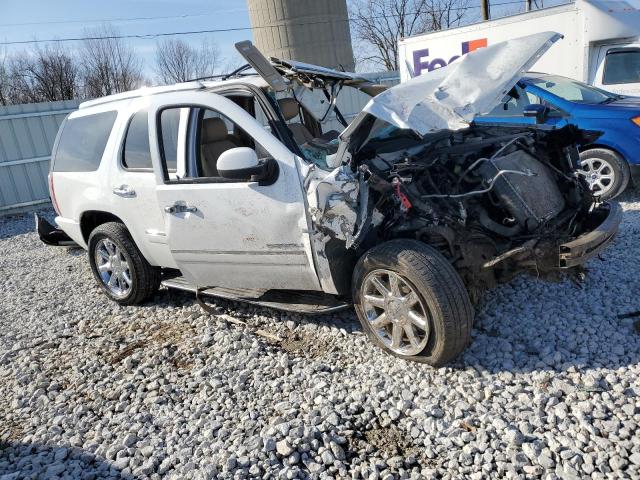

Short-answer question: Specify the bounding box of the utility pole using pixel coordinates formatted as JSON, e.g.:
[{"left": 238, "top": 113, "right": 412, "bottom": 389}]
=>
[{"left": 481, "top": 0, "right": 490, "bottom": 20}]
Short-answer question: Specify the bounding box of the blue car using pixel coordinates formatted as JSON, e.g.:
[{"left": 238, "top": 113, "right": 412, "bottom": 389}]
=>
[{"left": 475, "top": 73, "right": 640, "bottom": 199}]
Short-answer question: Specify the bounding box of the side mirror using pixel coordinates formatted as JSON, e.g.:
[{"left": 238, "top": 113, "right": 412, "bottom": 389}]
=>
[
  {"left": 217, "top": 147, "right": 278, "bottom": 184},
  {"left": 523, "top": 104, "right": 548, "bottom": 124}
]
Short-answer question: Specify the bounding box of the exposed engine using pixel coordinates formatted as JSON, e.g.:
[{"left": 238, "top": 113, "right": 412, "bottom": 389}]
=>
[{"left": 341, "top": 123, "right": 600, "bottom": 296}]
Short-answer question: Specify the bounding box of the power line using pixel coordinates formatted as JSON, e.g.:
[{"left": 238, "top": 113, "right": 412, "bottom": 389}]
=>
[
  {"left": 0, "top": 1, "right": 536, "bottom": 47},
  {"left": 0, "top": 9, "right": 246, "bottom": 28}
]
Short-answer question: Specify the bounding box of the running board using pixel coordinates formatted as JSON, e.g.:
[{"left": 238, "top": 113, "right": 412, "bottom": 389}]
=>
[{"left": 161, "top": 276, "right": 351, "bottom": 314}]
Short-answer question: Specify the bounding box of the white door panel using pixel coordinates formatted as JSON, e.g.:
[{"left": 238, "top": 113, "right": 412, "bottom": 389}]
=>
[
  {"left": 107, "top": 100, "right": 178, "bottom": 268},
  {"left": 148, "top": 91, "right": 321, "bottom": 291}
]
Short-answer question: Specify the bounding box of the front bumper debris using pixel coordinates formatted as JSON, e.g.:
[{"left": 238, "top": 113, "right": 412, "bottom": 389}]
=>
[
  {"left": 35, "top": 214, "right": 78, "bottom": 247},
  {"left": 558, "top": 202, "right": 622, "bottom": 268}
]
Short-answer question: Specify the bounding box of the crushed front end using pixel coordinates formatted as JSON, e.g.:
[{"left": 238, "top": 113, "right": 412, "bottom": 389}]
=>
[{"left": 308, "top": 120, "right": 621, "bottom": 298}]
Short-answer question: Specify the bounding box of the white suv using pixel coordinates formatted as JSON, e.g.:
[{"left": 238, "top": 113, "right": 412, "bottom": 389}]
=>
[{"left": 38, "top": 36, "right": 621, "bottom": 365}]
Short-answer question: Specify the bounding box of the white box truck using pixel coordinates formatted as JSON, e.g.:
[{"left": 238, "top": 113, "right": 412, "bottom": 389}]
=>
[{"left": 398, "top": 0, "right": 640, "bottom": 95}]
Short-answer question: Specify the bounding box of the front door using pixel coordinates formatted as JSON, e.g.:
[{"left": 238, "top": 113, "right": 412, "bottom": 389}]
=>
[{"left": 148, "top": 91, "right": 320, "bottom": 291}]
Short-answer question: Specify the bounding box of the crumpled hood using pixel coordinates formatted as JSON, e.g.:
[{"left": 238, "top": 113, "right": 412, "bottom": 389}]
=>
[{"left": 363, "top": 32, "right": 562, "bottom": 136}]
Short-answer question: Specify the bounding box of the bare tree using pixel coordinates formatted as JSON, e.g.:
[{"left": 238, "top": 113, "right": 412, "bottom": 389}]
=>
[
  {"left": 4, "top": 45, "right": 79, "bottom": 104},
  {"left": 79, "top": 25, "right": 143, "bottom": 98},
  {"left": 0, "top": 48, "right": 8, "bottom": 106},
  {"left": 350, "top": 0, "right": 470, "bottom": 71},
  {"left": 155, "top": 38, "right": 220, "bottom": 84}
]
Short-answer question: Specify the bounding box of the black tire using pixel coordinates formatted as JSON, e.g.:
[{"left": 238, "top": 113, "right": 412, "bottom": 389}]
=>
[
  {"left": 88, "top": 222, "right": 160, "bottom": 305},
  {"left": 352, "top": 239, "right": 473, "bottom": 366},
  {"left": 579, "top": 148, "right": 630, "bottom": 200}
]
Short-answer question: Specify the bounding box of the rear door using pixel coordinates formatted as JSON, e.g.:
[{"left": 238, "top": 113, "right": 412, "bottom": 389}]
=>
[{"left": 148, "top": 90, "right": 321, "bottom": 291}]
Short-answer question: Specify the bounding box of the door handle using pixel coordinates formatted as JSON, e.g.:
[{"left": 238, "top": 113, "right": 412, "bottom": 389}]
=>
[
  {"left": 165, "top": 203, "right": 198, "bottom": 214},
  {"left": 112, "top": 185, "right": 136, "bottom": 198}
]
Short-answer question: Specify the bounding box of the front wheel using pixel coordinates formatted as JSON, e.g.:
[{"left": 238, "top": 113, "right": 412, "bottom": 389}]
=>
[
  {"left": 88, "top": 222, "right": 160, "bottom": 305},
  {"left": 352, "top": 240, "right": 474, "bottom": 366},
  {"left": 578, "top": 148, "right": 629, "bottom": 200}
]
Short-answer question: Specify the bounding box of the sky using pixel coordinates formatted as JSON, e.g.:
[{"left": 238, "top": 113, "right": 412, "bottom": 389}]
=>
[
  {"left": 0, "top": 0, "right": 575, "bottom": 80},
  {"left": 0, "top": 0, "right": 255, "bottom": 78}
]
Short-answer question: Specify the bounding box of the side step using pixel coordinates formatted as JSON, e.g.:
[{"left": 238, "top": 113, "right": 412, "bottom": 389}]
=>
[{"left": 161, "top": 276, "right": 352, "bottom": 314}]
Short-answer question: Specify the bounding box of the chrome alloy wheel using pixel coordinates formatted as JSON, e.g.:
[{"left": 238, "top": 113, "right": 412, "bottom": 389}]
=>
[
  {"left": 578, "top": 156, "right": 615, "bottom": 197},
  {"left": 361, "top": 269, "right": 431, "bottom": 356},
  {"left": 95, "top": 238, "right": 132, "bottom": 298}
]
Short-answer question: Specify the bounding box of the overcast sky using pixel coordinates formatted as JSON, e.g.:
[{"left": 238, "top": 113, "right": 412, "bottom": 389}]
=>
[{"left": 0, "top": 0, "right": 254, "bottom": 76}]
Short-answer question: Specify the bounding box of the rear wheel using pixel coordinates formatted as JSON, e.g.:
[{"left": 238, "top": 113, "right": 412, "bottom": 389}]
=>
[
  {"left": 352, "top": 240, "right": 474, "bottom": 366},
  {"left": 88, "top": 222, "right": 160, "bottom": 305},
  {"left": 578, "top": 148, "right": 629, "bottom": 200}
]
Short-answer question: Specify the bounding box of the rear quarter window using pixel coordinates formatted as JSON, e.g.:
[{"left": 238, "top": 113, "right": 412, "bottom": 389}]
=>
[
  {"left": 122, "top": 108, "right": 152, "bottom": 170},
  {"left": 53, "top": 111, "right": 117, "bottom": 172}
]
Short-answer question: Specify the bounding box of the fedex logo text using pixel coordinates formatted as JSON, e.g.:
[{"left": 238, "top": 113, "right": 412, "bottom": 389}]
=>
[{"left": 412, "top": 38, "right": 488, "bottom": 76}]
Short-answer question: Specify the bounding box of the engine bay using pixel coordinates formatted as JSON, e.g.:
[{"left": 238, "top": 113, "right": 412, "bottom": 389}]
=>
[{"left": 307, "top": 120, "right": 613, "bottom": 298}]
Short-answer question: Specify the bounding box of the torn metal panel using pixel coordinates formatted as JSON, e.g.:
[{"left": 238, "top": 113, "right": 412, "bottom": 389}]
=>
[
  {"left": 306, "top": 165, "right": 360, "bottom": 244},
  {"left": 304, "top": 164, "right": 361, "bottom": 294},
  {"left": 362, "top": 32, "right": 562, "bottom": 136}
]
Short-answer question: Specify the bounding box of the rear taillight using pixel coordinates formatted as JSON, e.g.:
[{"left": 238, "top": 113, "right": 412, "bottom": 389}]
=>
[{"left": 48, "top": 173, "right": 61, "bottom": 216}]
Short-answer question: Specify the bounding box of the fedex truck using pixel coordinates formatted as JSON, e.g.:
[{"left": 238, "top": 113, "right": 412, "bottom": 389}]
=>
[{"left": 398, "top": 0, "right": 640, "bottom": 95}]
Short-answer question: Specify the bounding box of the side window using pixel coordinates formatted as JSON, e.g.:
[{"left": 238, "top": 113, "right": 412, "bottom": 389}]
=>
[
  {"left": 53, "top": 111, "right": 117, "bottom": 172},
  {"left": 603, "top": 49, "right": 640, "bottom": 85},
  {"left": 122, "top": 108, "right": 152, "bottom": 170},
  {"left": 487, "top": 85, "right": 532, "bottom": 117},
  {"left": 158, "top": 106, "right": 269, "bottom": 183},
  {"left": 159, "top": 108, "right": 182, "bottom": 172},
  {"left": 526, "top": 93, "right": 563, "bottom": 118},
  {"left": 198, "top": 108, "right": 269, "bottom": 179}
]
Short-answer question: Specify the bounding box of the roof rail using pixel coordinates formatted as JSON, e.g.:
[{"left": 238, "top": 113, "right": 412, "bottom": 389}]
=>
[{"left": 79, "top": 81, "right": 206, "bottom": 109}]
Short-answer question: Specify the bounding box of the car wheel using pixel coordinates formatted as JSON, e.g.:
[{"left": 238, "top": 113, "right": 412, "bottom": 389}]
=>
[
  {"left": 352, "top": 239, "right": 474, "bottom": 366},
  {"left": 88, "top": 222, "right": 160, "bottom": 305},
  {"left": 578, "top": 148, "right": 629, "bottom": 200}
]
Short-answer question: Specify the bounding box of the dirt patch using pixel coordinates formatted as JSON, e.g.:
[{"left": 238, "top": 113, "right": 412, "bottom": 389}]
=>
[
  {"left": 364, "top": 425, "right": 421, "bottom": 458},
  {"left": 345, "top": 423, "right": 425, "bottom": 465},
  {"left": 279, "top": 330, "right": 336, "bottom": 359},
  {"left": 0, "top": 419, "right": 25, "bottom": 442},
  {"left": 106, "top": 320, "right": 197, "bottom": 369}
]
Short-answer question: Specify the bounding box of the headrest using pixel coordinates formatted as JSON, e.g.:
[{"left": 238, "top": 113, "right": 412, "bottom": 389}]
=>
[
  {"left": 278, "top": 98, "right": 300, "bottom": 121},
  {"left": 201, "top": 117, "right": 228, "bottom": 143}
]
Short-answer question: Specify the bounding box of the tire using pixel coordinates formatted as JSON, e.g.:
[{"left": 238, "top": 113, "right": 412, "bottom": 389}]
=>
[
  {"left": 352, "top": 239, "right": 474, "bottom": 366},
  {"left": 579, "top": 148, "right": 630, "bottom": 200},
  {"left": 88, "top": 222, "right": 160, "bottom": 305}
]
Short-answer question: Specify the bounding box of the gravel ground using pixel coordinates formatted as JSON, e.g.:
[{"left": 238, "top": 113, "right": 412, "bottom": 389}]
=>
[{"left": 1, "top": 192, "right": 639, "bottom": 480}]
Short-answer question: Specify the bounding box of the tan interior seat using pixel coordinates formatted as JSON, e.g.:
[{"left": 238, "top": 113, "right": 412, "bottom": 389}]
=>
[
  {"left": 278, "top": 98, "right": 315, "bottom": 145},
  {"left": 200, "top": 117, "right": 240, "bottom": 177}
]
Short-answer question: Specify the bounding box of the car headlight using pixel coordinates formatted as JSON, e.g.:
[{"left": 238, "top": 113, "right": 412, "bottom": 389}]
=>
[{"left": 632, "top": 116, "right": 640, "bottom": 127}]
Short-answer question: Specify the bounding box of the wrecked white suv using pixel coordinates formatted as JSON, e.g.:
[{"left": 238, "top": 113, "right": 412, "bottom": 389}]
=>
[{"left": 38, "top": 33, "right": 621, "bottom": 365}]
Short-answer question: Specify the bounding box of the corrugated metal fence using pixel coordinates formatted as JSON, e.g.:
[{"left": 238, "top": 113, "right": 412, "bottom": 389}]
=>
[{"left": 0, "top": 100, "right": 80, "bottom": 214}]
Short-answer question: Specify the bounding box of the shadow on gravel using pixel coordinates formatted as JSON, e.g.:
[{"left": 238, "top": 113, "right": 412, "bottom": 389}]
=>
[
  {"left": 0, "top": 208, "right": 54, "bottom": 240},
  {"left": 0, "top": 440, "right": 138, "bottom": 479}
]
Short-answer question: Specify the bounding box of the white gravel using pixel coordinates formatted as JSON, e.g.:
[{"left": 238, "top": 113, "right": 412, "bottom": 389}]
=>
[{"left": 1, "top": 193, "right": 639, "bottom": 480}]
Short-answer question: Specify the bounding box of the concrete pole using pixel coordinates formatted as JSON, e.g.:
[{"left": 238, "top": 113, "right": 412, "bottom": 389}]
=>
[
  {"left": 247, "top": 0, "right": 356, "bottom": 71},
  {"left": 481, "top": 0, "right": 491, "bottom": 20}
]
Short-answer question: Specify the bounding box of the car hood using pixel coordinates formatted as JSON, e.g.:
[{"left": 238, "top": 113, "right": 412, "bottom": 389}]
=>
[
  {"left": 360, "top": 31, "right": 562, "bottom": 136},
  {"left": 569, "top": 96, "right": 640, "bottom": 118}
]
